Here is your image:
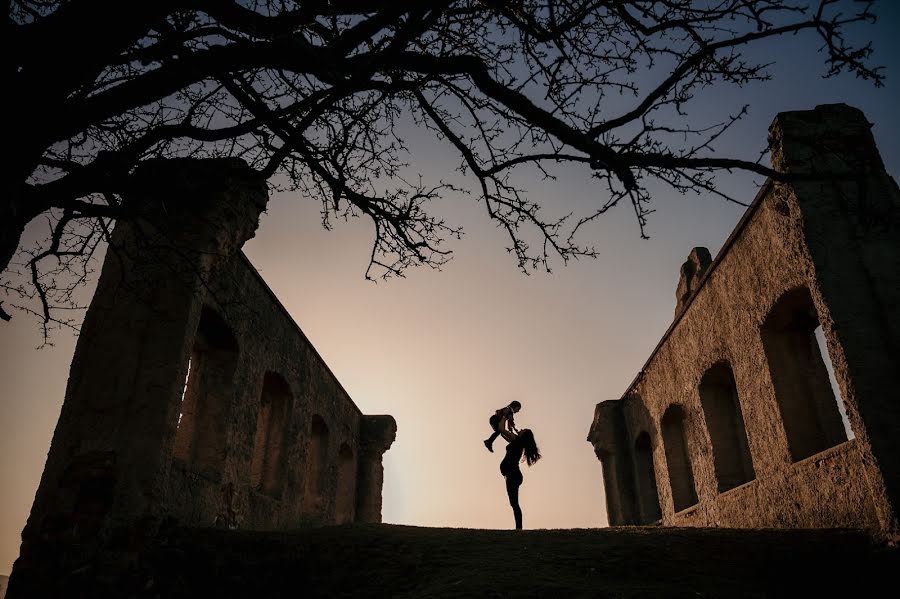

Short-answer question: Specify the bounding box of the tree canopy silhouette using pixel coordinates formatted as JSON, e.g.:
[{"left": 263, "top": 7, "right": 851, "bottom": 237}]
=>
[{"left": 2, "top": 0, "right": 882, "bottom": 328}]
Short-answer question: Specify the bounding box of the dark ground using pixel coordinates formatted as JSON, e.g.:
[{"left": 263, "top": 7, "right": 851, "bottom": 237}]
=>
[{"left": 51, "top": 523, "right": 897, "bottom": 599}]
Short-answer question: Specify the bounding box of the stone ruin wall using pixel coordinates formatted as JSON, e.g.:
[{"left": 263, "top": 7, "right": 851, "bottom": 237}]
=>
[
  {"left": 11, "top": 158, "right": 396, "bottom": 594},
  {"left": 166, "top": 250, "right": 397, "bottom": 530},
  {"left": 588, "top": 104, "right": 900, "bottom": 537}
]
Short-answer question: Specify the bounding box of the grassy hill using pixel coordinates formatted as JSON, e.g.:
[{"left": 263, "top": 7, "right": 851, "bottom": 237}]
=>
[{"left": 15, "top": 524, "right": 899, "bottom": 598}]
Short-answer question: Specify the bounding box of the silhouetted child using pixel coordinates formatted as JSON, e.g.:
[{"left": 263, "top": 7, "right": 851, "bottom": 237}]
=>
[{"left": 483, "top": 401, "right": 521, "bottom": 452}]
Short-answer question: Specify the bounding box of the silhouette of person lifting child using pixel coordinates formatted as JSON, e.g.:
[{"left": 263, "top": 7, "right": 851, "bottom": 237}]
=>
[{"left": 482, "top": 400, "right": 541, "bottom": 528}]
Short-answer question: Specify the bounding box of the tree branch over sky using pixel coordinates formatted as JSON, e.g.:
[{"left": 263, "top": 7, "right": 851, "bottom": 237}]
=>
[{"left": 2, "top": 0, "right": 883, "bottom": 330}]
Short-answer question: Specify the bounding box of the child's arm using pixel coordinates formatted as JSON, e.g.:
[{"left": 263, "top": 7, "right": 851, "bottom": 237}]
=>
[
  {"left": 499, "top": 427, "right": 518, "bottom": 442},
  {"left": 498, "top": 413, "right": 516, "bottom": 441},
  {"left": 508, "top": 413, "right": 518, "bottom": 433}
]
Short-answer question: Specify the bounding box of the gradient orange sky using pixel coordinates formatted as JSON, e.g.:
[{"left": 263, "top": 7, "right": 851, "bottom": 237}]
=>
[{"left": 2, "top": 6, "right": 899, "bottom": 577}]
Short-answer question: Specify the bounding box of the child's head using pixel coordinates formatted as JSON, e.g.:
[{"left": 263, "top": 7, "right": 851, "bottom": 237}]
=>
[{"left": 510, "top": 400, "right": 522, "bottom": 413}]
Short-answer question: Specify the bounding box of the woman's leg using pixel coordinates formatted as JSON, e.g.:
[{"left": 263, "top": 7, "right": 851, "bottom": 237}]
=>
[{"left": 505, "top": 471, "right": 523, "bottom": 529}]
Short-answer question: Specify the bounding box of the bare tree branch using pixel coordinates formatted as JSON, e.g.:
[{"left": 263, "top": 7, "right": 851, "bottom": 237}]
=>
[{"left": 3, "top": 0, "right": 884, "bottom": 332}]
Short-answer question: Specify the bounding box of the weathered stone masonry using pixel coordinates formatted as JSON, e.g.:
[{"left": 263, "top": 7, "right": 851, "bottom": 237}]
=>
[
  {"left": 588, "top": 104, "right": 899, "bottom": 536},
  {"left": 11, "top": 158, "right": 396, "bottom": 592}
]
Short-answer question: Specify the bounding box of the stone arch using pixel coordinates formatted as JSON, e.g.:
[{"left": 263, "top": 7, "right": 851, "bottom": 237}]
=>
[
  {"left": 761, "top": 288, "right": 848, "bottom": 462},
  {"left": 305, "top": 415, "right": 330, "bottom": 509},
  {"left": 335, "top": 443, "right": 356, "bottom": 523},
  {"left": 173, "top": 306, "right": 238, "bottom": 473},
  {"left": 633, "top": 431, "right": 661, "bottom": 523},
  {"left": 250, "top": 372, "right": 292, "bottom": 497},
  {"left": 698, "top": 362, "right": 756, "bottom": 492},
  {"left": 661, "top": 405, "right": 698, "bottom": 512}
]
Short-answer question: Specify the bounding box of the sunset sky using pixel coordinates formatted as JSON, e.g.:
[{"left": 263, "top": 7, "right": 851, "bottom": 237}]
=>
[{"left": 2, "top": 3, "right": 899, "bottom": 577}]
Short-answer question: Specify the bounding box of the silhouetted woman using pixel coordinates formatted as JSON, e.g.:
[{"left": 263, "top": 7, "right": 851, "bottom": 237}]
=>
[{"left": 499, "top": 428, "right": 541, "bottom": 530}]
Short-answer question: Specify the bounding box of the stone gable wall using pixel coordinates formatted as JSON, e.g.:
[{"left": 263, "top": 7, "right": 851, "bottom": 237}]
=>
[
  {"left": 10, "top": 159, "right": 396, "bottom": 597},
  {"left": 165, "top": 252, "right": 395, "bottom": 530},
  {"left": 589, "top": 105, "right": 900, "bottom": 537}
]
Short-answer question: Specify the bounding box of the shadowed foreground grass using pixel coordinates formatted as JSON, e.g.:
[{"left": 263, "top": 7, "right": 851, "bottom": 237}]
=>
[{"left": 81, "top": 524, "right": 895, "bottom": 599}]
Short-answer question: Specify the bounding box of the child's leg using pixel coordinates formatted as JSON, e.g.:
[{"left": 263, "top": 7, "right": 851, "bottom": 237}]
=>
[{"left": 485, "top": 415, "right": 501, "bottom": 447}]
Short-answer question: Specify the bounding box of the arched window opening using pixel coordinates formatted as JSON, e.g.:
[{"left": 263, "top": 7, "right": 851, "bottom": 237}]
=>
[
  {"left": 335, "top": 443, "right": 356, "bottom": 523},
  {"left": 633, "top": 432, "right": 662, "bottom": 523},
  {"left": 173, "top": 306, "right": 238, "bottom": 473},
  {"left": 250, "top": 372, "right": 292, "bottom": 497},
  {"left": 699, "top": 363, "right": 756, "bottom": 492},
  {"left": 305, "top": 415, "right": 330, "bottom": 508},
  {"left": 662, "top": 405, "right": 698, "bottom": 512},
  {"left": 762, "top": 288, "right": 848, "bottom": 461}
]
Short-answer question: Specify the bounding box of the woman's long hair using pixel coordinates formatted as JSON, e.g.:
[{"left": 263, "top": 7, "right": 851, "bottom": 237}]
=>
[{"left": 518, "top": 429, "right": 542, "bottom": 466}]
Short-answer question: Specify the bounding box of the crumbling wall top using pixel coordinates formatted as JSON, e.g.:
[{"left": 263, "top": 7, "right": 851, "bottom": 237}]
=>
[
  {"left": 675, "top": 247, "right": 712, "bottom": 316},
  {"left": 361, "top": 415, "right": 398, "bottom": 454},
  {"left": 768, "top": 103, "right": 882, "bottom": 174}
]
